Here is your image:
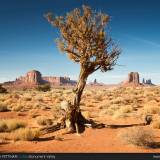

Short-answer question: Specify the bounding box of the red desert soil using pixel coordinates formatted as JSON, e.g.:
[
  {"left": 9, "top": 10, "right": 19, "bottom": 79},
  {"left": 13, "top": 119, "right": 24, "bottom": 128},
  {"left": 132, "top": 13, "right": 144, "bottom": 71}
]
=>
[{"left": 1, "top": 127, "right": 160, "bottom": 153}]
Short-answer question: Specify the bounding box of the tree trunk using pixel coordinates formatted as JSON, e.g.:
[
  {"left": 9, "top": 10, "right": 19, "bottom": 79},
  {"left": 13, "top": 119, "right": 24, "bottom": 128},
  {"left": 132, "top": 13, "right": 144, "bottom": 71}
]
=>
[{"left": 65, "top": 67, "right": 89, "bottom": 133}]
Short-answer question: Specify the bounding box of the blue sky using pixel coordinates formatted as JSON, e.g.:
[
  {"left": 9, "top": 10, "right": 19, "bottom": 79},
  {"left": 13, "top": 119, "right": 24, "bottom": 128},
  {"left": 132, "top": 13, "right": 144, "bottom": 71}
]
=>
[{"left": 0, "top": 0, "right": 160, "bottom": 84}]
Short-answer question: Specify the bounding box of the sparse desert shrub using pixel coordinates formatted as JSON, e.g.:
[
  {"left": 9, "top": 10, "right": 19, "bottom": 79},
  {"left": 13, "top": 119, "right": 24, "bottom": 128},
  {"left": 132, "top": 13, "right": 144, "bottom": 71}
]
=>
[
  {"left": 113, "top": 111, "right": 128, "bottom": 119},
  {"left": 110, "top": 104, "right": 120, "bottom": 111},
  {"left": 0, "top": 97, "right": 5, "bottom": 102},
  {"left": 36, "top": 84, "right": 51, "bottom": 92},
  {"left": 152, "top": 119, "right": 160, "bottom": 129},
  {"left": 123, "top": 97, "right": 133, "bottom": 105},
  {"left": 33, "top": 102, "right": 41, "bottom": 109},
  {"left": 99, "top": 108, "right": 114, "bottom": 116},
  {"left": 16, "top": 112, "right": 26, "bottom": 116},
  {"left": 3, "top": 98, "right": 13, "bottom": 106},
  {"left": 55, "top": 97, "right": 64, "bottom": 103},
  {"left": 146, "top": 96, "right": 156, "bottom": 102},
  {"left": 31, "top": 113, "right": 40, "bottom": 118},
  {"left": 0, "top": 122, "right": 7, "bottom": 132},
  {"left": 41, "top": 105, "right": 51, "bottom": 110},
  {"left": 144, "top": 104, "right": 160, "bottom": 114},
  {"left": 111, "top": 97, "right": 123, "bottom": 104},
  {"left": 22, "top": 96, "right": 32, "bottom": 101},
  {"left": 36, "top": 116, "right": 53, "bottom": 126},
  {"left": 13, "top": 94, "right": 20, "bottom": 99},
  {"left": 12, "top": 104, "right": 23, "bottom": 112},
  {"left": 99, "top": 104, "right": 110, "bottom": 109},
  {"left": 94, "top": 94, "right": 103, "bottom": 101},
  {"left": 119, "top": 127, "right": 154, "bottom": 147},
  {"left": 0, "top": 119, "right": 26, "bottom": 132},
  {"left": 0, "top": 85, "right": 7, "bottom": 93},
  {"left": 120, "top": 105, "right": 133, "bottom": 113},
  {"left": 63, "top": 89, "right": 72, "bottom": 94},
  {"left": 52, "top": 104, "right": 61, "bottom": 111},
  {"left": 0, "top": 133, "right": 9, "bottom": 142},
  {"left": 11, "top": 128, "right": 40, "bottom": 141},
  {"left": 35, "top": 95, "right": 43, "bottom": 102},
  {"left": 0, "top": 103, "right": 9, "bottom": 112}
]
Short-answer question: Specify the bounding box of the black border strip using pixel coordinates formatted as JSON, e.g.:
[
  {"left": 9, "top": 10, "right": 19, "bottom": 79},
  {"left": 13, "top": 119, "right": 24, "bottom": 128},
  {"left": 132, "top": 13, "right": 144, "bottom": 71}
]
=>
[{"left": 0, "top": 153, "right": 159, "bottom": 160}]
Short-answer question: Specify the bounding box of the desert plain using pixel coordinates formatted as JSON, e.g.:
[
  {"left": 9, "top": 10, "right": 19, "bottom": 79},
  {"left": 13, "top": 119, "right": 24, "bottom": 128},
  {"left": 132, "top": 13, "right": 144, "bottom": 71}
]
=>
[{"left": 1, "top": 85, "right": 160, "bottom": 152}]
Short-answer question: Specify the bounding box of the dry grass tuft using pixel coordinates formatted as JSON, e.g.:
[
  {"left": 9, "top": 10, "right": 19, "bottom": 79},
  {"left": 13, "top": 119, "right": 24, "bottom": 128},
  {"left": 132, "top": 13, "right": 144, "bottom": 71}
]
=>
[
  {"left": 120, "top": 105, "right": 133, "bottom": 113},
  {"left": 36, "top": 116, "right": 53, "bottom": 126},
  {"left": 144, "top": 104, "right": 160, "bottom": 114},
  {"left": 152, "top": 119, "right": 160, "bottom": 129},
  {"left": 0, "top": 103, "right": 9, "bottom": 112},
  {"left": 11, "top": 128, "right": 40, "bottom": 141},
  {"left": 12, "top": 104, "right": 23, "bottom": 112},
  {"left": 0, "top": 119, "right": 26, "bottom": 132},
  {"left": 119, "top": 127, "right": 154, "bottom": 147}
]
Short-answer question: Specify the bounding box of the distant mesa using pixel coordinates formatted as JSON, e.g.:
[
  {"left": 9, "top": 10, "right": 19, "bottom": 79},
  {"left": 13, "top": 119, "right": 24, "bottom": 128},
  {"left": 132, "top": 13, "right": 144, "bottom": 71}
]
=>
[
  {"left": 15, "top": 70, "right": 42, "bottom": 85},
  {"left": 88, "top": 79, "right": 104, "bottom": 86},
  {"left": 121, "top": 72, "right": 141, "bottom": 87},
  {"left": 3, "top": 70, "right": 156, "bottom": 89},
  {"left": 3, "top": 70, "right": 77, "bottom": 88},
  {"left": 128, "top": 72, "right": 140, "bottom": 84},
  {"left": 121, "top": 72, "right": 155, "bottom": 87},
  {"left": 142, "top": 78, "right": 155, "bottom": 86},
  {"left": 42, "top": 76, "right": 76, "bottom": 86}
]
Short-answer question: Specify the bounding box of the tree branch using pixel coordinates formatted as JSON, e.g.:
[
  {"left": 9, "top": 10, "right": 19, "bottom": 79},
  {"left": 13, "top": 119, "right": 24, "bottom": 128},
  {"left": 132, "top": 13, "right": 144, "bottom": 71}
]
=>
[
  {"left": 64, "top": 48, "right": 81, "bottom": 59},
  {"left": 94, "top": 65, "right": 101, "bottom": 72}
]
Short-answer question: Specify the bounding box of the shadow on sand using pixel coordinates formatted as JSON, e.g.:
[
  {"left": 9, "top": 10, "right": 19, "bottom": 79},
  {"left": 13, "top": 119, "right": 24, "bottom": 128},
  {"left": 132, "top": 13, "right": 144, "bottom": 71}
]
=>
[
  {"left": 105, "top": 123, "right": 146, "bottom": 129},
  {"left": 35, "top": 135, "right": 65, "bottom": 142},
  {"left": 149, "top": 142, "right": 160, "bottom": 149}
]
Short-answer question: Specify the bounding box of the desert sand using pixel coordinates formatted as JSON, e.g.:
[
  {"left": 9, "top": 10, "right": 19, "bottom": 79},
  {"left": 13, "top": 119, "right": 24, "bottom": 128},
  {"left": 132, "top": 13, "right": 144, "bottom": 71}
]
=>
[{"left": 1, "top": 86, "right": 160, "bottom": 152}]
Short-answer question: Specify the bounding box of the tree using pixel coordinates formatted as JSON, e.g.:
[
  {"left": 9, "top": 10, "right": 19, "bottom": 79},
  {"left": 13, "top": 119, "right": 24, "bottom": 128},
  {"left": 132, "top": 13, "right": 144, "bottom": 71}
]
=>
[{"left": 45, "top": 5, "right": 121, "bottom": 133}]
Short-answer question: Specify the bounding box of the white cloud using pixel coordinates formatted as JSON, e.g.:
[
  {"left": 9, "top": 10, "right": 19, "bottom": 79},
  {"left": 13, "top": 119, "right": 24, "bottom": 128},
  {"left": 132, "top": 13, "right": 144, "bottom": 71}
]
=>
[
  {"left": 122, "top": 34, "right": 160, "bottom": 48},
  {"left": 134, "top": 38, "right": 160, "bottom": 48}
]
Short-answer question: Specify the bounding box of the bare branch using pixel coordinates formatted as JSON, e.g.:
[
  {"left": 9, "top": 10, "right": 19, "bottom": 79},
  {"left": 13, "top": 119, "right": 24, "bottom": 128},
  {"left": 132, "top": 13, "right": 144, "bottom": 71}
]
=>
[
  {"left": 45, "top": 5, "right": 121, "bottom": 73},
  {"left": 64, "top": 48, "right": 81, "bottom": 58}
]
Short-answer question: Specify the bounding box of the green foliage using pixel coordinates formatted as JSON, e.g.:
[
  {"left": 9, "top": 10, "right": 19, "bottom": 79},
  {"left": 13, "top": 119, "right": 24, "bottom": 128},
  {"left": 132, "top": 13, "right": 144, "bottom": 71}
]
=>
[{"left": 36, "top": 84, "right": 51, "bottom": 92}]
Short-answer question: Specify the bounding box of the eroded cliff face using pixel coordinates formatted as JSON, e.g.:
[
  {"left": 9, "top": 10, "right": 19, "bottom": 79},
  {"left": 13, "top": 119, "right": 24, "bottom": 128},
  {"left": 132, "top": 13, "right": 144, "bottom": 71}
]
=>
[
  {"left": 16, "top": 70, "right": 42, "bottom": 85},
  {"left": 122, "top": 72, "right": 141, "bottom": 87},
  {"left": 127, "top": 72, "right": 140, "bottom": 84},
  {"left": 3, "top": 70, "right": 76, "bottom": 88},
  {"left": 24, "top": 70, "right": 42, "bottom": 84}
]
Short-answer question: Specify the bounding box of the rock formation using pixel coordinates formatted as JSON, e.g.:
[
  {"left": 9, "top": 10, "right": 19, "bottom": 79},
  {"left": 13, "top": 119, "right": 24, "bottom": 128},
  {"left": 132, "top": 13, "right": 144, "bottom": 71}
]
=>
[
  {"left": 122, "top": 72, "right": 141, "bottom": 86},
  {"left": 88, "top": 79, "right": 104, "bottom": 86},
  {"left": 15, "top": 70, "right": 42, "bottom": 85},
  {"left": 43, "top": 76, "right": 76, "bottom": 85},
  {"left": 142, "top": 78, "right": 155, "bottom": 86},
  {"left": 146, "top": 79, "right": 152, "bottom": 85},
  {"left": 127, "top": 72, "right": 140, "bottom": 84},
  {"left": 3, "top": 70, "right": 77, "bottom": 88},
  {"left": 94, "top": 79, "right": 97, "bottom": 84}
]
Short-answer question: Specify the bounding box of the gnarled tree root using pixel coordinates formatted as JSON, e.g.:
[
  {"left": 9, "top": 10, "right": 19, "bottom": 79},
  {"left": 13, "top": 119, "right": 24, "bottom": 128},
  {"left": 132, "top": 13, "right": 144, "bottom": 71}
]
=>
[{"left": 40, "top": 115, "right": 107, "bottom": 135}]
